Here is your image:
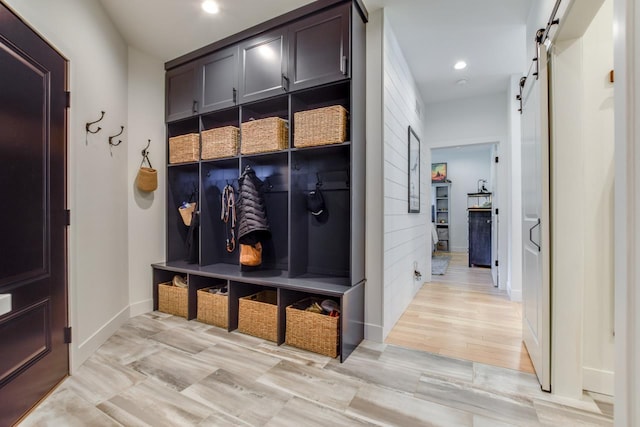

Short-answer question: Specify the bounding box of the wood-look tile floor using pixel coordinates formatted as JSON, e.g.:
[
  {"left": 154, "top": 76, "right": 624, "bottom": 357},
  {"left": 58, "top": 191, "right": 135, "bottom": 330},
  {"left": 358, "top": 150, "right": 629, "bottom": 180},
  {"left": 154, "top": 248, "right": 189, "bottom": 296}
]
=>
[
  {"left": 387, "top": 251, "right": 535, "bottom": 374},
  {"left": 19, "top": 312, "right": 613, "bottom": 427}
]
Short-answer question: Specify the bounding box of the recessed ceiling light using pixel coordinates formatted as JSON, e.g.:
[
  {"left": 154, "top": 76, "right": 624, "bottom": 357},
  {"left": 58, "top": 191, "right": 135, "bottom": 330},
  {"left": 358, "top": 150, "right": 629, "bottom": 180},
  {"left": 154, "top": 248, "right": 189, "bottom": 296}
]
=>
[
  {"left": 202, "top": 0, "right": 219, "bottom": 14},
  {"left": 454, "top": 61, "right": 467, "bottom": 70}
]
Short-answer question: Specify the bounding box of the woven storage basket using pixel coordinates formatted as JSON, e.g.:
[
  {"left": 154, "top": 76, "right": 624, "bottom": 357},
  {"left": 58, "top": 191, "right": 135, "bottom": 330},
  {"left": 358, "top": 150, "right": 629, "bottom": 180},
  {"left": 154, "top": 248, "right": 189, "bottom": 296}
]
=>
[
  {"left": 241, "top": 117, "right": 288, "bottom": 155},
  {"left": 196, "top": 287, "right": 228, "bottom": 328},
  {"left": 201, "top": 126, "right": 239, "bottom": 160},
  {"left": 294, "top": 105, "right": 348, "bottom": 148},
  {"left": 285, "top": 298, "right": 339, "bottom": 358},
  {"left": 158, "top": 282, "right": 188, "bottom": 318},
  {"left": 238, "top": 290, "right": 278, "bottom": 342},
  {"left": 169, "top": 133, "right": 200, "bottom": 164}
]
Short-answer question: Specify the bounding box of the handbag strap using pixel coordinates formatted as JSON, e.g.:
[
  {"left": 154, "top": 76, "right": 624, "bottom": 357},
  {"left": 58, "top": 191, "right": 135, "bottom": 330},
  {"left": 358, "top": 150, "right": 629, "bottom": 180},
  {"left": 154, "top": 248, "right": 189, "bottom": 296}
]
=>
[
  {"left": 221, "top": 184, "right": 236, "bottom": 253},
  {"left": 140, "top": 151, "right": 153, "bottom": 169}
]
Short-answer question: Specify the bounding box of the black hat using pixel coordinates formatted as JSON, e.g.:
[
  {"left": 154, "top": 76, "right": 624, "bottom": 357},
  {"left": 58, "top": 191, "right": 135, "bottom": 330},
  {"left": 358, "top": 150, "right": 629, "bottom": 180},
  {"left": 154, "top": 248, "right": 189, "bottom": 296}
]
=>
[{"left": 307, "top": 189, "right": 325, "bottom": 216}]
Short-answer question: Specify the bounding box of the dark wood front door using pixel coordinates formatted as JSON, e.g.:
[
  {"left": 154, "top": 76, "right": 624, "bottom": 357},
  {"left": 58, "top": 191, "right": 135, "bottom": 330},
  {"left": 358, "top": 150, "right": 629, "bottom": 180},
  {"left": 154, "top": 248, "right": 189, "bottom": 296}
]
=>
[{"left": 0, "top": 3, "right": 69, "bottom": 425}]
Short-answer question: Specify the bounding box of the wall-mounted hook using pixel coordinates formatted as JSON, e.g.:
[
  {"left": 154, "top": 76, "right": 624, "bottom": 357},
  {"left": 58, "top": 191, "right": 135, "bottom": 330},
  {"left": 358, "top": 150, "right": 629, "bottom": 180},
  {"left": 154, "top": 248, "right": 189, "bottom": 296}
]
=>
[
  {"left": 140, "top": 139, "right": 152, "bottom": 168},
  {"left": 108, "top": 126, "right": 125, "bottom": 156},
  {"left": 315, "top": 172, "right": 323, "bottom": 189},
  {"left": 85, "top": 111, "right": 105, "bottom": 144}
]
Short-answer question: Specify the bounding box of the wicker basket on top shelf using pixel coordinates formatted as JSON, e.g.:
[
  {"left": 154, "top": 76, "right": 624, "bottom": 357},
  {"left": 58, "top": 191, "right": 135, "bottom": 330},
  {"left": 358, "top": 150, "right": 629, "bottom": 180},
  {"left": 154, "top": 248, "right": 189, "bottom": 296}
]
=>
[
  {"left": 201, "top": 126, "right": 239, "bottom": 160},
  {"left": 294, "top": 105, "right": 348, "bottom": 148},
  {"left": 169, "top": 133, "right": 200, "bottom": 164},
  {"left": 241, "top": 117, "right": 288, "bottom": 154}
]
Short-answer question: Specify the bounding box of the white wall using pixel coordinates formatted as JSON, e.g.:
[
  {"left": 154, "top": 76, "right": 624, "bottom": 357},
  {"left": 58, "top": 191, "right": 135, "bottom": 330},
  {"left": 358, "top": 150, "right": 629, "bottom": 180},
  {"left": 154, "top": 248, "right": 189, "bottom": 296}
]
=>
[
  {"left": 580, "top": 0, "right": 615, "bottom": 396},
  {"left": 381, "top": 12, "right": 428, "bottom": 338},
  {"left": 613, "top": 0, "right": 640, "bottom": 422},
  {"left": 365, "top": 8, "right": 385, "bottom": 342},
  {"left": 424, "top": 93, "right": 507, "bottom": 147},
  {"left": 365, "top": 9, "right": 428, "bottom": 341},
  {"left": 5, "top": 0, "right": 131, "bottom": 370},
  {"left": 507, "top": 74, "right": 523, "bottom": 300},
  {"left": 431, "top": 145, "right": 492, "bottom": 252},
  {"left": 127, "top": 47, "right": 166, "bottom": 317},
  {"left": 5, "top": 0, "right": 168, "bottom": 371}
]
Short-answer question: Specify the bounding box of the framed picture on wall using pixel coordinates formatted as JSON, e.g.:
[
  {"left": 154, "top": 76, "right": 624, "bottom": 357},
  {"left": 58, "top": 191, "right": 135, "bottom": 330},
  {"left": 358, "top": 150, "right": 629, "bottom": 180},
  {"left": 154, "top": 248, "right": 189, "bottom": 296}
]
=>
[
  {"left": 431, "top": 162, "right": 447, "bottom": 183},
  {"left": 408, "top": 126, "right": 420, "bottom": 213}
]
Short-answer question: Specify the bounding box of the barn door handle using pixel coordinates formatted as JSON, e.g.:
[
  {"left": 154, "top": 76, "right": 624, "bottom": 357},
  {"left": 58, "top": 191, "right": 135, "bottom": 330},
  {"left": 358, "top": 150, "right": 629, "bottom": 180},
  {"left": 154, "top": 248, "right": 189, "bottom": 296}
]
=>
[{"left": 529, "top": 218, "right": 541, "bottom": 252}]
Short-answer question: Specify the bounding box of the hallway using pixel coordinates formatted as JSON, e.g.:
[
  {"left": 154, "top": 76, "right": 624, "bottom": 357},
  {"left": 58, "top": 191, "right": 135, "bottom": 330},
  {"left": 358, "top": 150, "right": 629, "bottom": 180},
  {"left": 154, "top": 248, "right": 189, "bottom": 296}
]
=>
[{"left": 387, "top": 252, "right": 534, "bottom": 373}]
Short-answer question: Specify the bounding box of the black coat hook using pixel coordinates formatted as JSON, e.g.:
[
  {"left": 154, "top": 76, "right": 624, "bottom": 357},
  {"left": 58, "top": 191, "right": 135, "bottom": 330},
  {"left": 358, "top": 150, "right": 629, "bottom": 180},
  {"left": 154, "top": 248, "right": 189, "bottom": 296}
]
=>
[
  {"left": 108, "top": 126, "right": 124, "bottom": 156},
  {"left": 140, "top": 139, "right": 152, "bottom": 168},
  {"left": 85, "top": 111, "right": 105, "bottom": 144}
]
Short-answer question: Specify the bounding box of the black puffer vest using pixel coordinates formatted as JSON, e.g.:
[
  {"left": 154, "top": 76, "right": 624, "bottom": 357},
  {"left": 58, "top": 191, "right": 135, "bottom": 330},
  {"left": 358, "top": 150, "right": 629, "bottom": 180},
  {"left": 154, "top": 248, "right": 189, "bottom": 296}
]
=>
[{"left": 237, "top": 166, "right": 271, "bottom": 245}]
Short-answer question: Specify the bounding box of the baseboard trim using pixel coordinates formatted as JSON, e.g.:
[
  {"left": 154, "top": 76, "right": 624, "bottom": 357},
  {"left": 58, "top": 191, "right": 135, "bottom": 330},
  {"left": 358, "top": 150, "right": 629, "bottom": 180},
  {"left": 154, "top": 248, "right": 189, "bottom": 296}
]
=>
[
  {"left": 583, "top": 367, "right": 614, "bottom": 396},
  {"left": 72, "top": 305, "right": 130, "bottom": 372},
  {"left": 508, "top": 287, "right": 522, "bottom": 302},
  {"left": 129, "top": 299, "right": 153, "bottom": 317},
  {"left": 365, "top": 323, "right": 383, "bottom": 342}
]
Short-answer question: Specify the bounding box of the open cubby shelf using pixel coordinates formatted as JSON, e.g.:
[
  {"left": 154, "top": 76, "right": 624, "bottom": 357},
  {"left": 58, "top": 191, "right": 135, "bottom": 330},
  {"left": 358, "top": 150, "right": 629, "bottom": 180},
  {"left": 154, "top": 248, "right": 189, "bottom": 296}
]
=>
[{"left": 157, "top": 0, "right": 366, "bottom": 361}]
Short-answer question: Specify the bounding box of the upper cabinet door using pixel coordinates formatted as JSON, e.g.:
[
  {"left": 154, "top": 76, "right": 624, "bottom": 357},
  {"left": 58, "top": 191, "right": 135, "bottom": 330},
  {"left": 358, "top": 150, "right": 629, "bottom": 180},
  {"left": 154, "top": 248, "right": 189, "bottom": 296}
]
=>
[
  {"left": 199, "top": 45, "right": 239, "bottom": 114},
  {"left": 288, "top": 3, "right": 350, "bottom": 92},
  {"left": 239, "top": 29, "right": 288, "bottom": 104},
  {"left": 166, "top": 62, "right": 199, "bottom": 122}
]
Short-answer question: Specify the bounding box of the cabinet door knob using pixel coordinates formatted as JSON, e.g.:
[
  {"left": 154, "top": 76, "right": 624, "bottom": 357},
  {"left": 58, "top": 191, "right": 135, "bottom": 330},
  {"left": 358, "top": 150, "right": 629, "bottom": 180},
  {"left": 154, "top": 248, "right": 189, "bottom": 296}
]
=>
[
  {"left": 192, "top": 100, "right": 198, "bottom": 114},
  {"left": 340, "top": 56, "right": 348, "bottom": 76},
  {"left": 281, "top": 74, "right": 289, "bottom": 92},
  {"left": 232, "top": 88, "right": 237, "bottom": 104}
]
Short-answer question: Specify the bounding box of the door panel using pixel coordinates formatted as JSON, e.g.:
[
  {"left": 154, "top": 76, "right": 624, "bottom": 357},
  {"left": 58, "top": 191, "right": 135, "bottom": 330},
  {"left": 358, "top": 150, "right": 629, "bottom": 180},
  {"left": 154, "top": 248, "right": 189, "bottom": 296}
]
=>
[
  {"left": 239, "top": 29, "right": 287, "bottom": 103},
  {"left": 0, "top": 3, "right": 68, "bottom": 425},
  {"left": 521, "top": 42, "right": 551, "bottom": 391},
  {"left": 200, "top": 45, "right": 239, "bottom": 113},
  {"left": 166, "top": 62, "right": 198, "bottom": 121},
  {"left": 288, "top": 3, "right": 350, "bottom": 91}
]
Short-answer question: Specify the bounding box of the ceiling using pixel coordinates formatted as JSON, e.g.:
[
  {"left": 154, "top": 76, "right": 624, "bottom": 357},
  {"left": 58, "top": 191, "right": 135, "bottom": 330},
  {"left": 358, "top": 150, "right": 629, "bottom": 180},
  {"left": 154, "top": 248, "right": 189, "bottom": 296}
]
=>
[{"left": 99, "top": 0, "right": 532, "bottom": 104}]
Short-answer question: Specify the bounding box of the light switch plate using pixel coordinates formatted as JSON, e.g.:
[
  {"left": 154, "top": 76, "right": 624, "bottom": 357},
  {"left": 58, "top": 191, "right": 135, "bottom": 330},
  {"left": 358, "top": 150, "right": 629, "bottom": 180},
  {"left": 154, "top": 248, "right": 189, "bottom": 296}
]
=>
[{"left": 0, "top": 294, "right": 11, "bottom": 316}]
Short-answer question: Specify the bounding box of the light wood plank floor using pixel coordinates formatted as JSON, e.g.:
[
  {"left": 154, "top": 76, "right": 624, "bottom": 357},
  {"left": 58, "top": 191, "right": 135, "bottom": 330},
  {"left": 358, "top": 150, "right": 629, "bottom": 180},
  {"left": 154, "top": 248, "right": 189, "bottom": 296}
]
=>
[{"left": 386, "top": 251, "right": 535, "bottom": 374}]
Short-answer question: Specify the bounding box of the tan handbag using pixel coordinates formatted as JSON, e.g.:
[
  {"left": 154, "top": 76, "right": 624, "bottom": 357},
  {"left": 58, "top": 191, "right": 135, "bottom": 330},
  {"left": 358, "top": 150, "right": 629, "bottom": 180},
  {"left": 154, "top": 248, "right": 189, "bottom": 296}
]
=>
[
  {"left": 179, "top": 202, "right": 197, "bottom": 226},
  {"left": 136, "top": 167, "right": 158, "bottom": 192},
  {"left": 240, "top": 242, "right": 262, "bottom": 266},
  {"left": 136, "top": 141, "right": 158, "bottom": 192}
]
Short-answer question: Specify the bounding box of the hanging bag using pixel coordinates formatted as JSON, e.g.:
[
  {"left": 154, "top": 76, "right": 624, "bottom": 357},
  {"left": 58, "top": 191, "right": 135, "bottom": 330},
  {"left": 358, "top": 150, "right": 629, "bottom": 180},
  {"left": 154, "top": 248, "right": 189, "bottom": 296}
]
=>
[{"left": 136, "top": 141, "right": 158, "bottom": 192}]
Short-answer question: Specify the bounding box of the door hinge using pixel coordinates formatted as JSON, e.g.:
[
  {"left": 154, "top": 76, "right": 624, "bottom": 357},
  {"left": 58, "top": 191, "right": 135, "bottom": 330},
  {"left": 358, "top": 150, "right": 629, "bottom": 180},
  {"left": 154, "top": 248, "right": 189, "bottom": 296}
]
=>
[
  {"left": 495, "top": 260, "right": 499, "bottom": 267},
  {"left": 64, "top": 326, "right": 72, "bottom": 344},
  {"left": 65, "top": 91, "right": 71, "bottom": 109},
  {"left": 495, "top": 156, "right": 499, "bottom": 163},
  {"left": 495, "top": 208, "right": 499, "bottom": 215},
  {"left": 65, "top": 209, "right": 71, "bottom": 226}
]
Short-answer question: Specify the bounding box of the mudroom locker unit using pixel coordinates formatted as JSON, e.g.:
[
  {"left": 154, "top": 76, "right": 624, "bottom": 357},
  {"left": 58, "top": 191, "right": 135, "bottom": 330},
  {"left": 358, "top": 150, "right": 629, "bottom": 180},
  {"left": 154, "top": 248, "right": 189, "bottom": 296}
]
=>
[{"left": 152, "top": 0, "right": 367, "bottom": 361}]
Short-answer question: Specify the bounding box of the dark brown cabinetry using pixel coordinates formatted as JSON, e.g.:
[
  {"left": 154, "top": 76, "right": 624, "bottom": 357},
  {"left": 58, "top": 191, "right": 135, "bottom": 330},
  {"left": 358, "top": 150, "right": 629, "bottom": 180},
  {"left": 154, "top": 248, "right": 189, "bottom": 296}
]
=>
[
  {"left": 239, "top": 29, "right": 288, "bottom": 103},
  {"left": 166, "top": 62, "right": 198, "bottom": 122},
  {"left": 157, "top": 0, "right": 367, "bottom": 362},
  {"left": 288, "top": 3, "right": 350, "bottom": 91},
  {"left": 468, "top": 209, "right": 492, "bottom": 267},
  {"left": 199, "top": 46, "right": 239, "bottom": 113}
]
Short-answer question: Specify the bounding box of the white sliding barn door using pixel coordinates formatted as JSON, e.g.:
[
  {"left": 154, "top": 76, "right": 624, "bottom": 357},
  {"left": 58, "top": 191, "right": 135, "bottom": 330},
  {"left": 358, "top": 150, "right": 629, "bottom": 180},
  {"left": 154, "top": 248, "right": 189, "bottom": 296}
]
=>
[{"left": 521, "top": 43, "right": 551, "bottom": 392}]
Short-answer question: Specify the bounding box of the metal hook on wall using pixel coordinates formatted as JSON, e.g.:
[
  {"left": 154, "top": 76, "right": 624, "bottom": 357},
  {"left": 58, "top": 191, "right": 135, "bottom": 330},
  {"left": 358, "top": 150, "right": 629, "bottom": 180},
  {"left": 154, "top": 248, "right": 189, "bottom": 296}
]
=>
[
  {"left": 108, "top": 126, "right": 125, "bottom": 156},
  {"left": 140, "top": 139, "right": 152, "bottom": 168},
  {"left": 85, "top": 111, "right": 105, "bottom": 144}
]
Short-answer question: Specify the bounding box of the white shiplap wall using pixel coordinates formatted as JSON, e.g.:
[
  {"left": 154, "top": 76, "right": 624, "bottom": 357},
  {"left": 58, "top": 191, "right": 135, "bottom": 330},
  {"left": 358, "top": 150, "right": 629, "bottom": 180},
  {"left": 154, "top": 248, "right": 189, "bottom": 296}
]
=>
[{"left": 381, "top": 14, "right": 428, "bottom": 337}]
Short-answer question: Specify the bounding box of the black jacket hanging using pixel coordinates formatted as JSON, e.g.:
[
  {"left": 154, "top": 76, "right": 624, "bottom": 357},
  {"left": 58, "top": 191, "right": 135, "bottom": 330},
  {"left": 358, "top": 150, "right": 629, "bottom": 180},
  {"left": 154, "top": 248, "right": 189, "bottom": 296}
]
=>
[{"left": 237, "top": 166, "right": 271, "bottom": 245}]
